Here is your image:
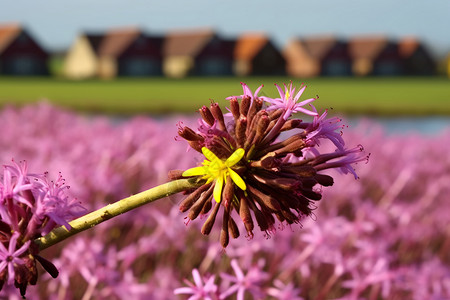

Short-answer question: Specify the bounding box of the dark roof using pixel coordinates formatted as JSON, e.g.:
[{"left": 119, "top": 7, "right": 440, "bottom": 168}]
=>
[
  {"left": 163, "top": 29, "right": 216, "bottom": 57},
  {"left": 234, "top": 33, "right": 269, "bottom": 60},
  {"left": 84, "top": 33, "right": 104, "bottom": 53},
  {"left": 0, "top": 23, "right": 22, "bottom": 54}
]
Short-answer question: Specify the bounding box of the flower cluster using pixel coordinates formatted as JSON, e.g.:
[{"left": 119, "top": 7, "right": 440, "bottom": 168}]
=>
[
  {"left": 0, "top": 160, "right": 85, "bottom": 296},
  {"left": 173, "top": 82, "right": 367, "bottom": 247},
  {"left": 0, "top": 102, "right": 448, "bottom": 299}
]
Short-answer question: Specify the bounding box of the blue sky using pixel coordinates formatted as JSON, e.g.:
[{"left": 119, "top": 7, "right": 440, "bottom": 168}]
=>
[{"left": 1, "top": 0, "right": 449, "bottom": 57}]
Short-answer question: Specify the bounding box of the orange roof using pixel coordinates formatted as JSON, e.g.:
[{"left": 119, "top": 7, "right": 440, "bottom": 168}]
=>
[
  {"left": 398, "top": 37, "right": 420, "bottom": 57},
  {"left": 163, "top": 29, "right": 215, "bottom": 57},
  {"left": 234, "top": 33, "right": 269, "bottom": 60},
  {"left": 98, "top": 27, "right": 141, "bottom": 57},
  {"left": 0, "top": 23, "right": 22, "bottom": 54},
  {"left": 348, "top": 36, "right": 389, "bottom": 60}
]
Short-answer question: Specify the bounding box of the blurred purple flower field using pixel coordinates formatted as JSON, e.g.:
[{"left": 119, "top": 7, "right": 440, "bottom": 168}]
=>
[{"left": 1, "top": 102, "right": 449, "bottom": 299}]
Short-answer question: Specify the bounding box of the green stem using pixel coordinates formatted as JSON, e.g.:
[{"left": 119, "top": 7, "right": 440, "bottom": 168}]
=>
[{"left": 35, "top": 178, "right": 201, "bottom": 251}]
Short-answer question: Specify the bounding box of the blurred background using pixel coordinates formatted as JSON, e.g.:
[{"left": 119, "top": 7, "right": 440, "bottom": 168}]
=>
[
  {"left": 1, "top": 1, "right": 450, "bottom": 299},
  {"left": 1, "top": 0, "right": 450, "bottom": 118}
]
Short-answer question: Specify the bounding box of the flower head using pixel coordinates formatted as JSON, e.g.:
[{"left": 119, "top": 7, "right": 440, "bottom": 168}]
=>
[
  {"left": 183, "top": 147, "right": 246, "bottom": 204},
  {"left": 267, "top": 279, "right": 304, "bottom": 300},
  {"left": 220, "top": 259, "right": 268, "bottom": 300},
  {"left": 0, "top": 160, "right": 85, "bottom": 296},
  {"left": 174, "top": 269, "right": 218, "bottom": 300},
  {"left": 173, "top": 82, "right": 367, "bottom": 248},
  {"left": 0, "top": 232, "right": 31, "bottom": 285},
  {"left": 226, "top": 82, "right": 264, "bottom": 102},
  {"left": 305, "top": 107, "right": 346, "bottom": 150},
  {"left": 264, "top": 82, "right": 318, "bottom": 120}
]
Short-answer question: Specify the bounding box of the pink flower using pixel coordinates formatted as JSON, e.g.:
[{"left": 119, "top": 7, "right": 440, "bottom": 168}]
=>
[
  {"left": 263, "top": 82, "right": 318, "bottom": 120},
  {"left": 0, "top": 160, "right": 84, "bottom": 296},
  {"left": 305, "top": 107, "right": 346, "bottom": 150},
  {"left": 0, "top": 232, "right": 31, "bottom": 285},
  {"left": 1, "top": 161, "right": 34, "bottom": 209},
  {"left": 220, "top": 259, "right": 268, "bottom": 300},
  {"left": 32, "top": 172, "right": 85, "bottom": 234},
  {"left": 226, "top": 82, "right": 264, "bottom": 102},
  {"left": 312, "top": 145, "right": 369, "bottom": 179},
  {"left": 266, "top": 279, "right": 304, "bottom": 300},
  {"left": 174, "top": 268, "right": 218, "bottom": 300}
]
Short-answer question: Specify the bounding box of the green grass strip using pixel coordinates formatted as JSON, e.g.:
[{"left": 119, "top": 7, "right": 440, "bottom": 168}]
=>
[{"left": 1, "top": 76, "right": 449, "bottom": 116}]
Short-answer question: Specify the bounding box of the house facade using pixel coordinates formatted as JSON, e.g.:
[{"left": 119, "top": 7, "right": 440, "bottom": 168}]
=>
[
  {"left": 98, "top": 28, "right": 164, "bottom": 79},
  {"left": 234, "top": 33, "right": 285, "bottom": 76},
  {"left": 58, "top": 26, "right": 442, "bottom": 79},
  {"left": 115, "top": 35, "right": 164, "bottom": 77},
  {"left": 0, "top": 24, "right": 49, "bottom": 76},
  {"left": 348, "top": 36, "right": 403, "bottom": 76},
  {"left": 64, "top": 28, "right": 164, "bottom": 79},
  {"left": 63, "top": 33, "right": 103, "bottom": 79},
  {"left": 284, "top": 36, "right": 351, "bottom": 77},
  {"left": 163, "top": 29, "right": 233, "bottom": 78},
  {"left": 398, "top": 37, "right": 436, "bottom": 76}
]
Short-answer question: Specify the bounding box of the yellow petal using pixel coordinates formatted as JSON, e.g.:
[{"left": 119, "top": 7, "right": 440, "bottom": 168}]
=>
[
  {"left": 229, "top": 168, "right": 246, "bottom": 191},
  {"left": 207, "top": 158, "right": 223, "bottom": 175},
  {"left": 225, "top": 148, "right": 245, "bottom": 167},
  {"left": 213, "top": 177, "right": 224, "bottom": 203},
  {"left": 202, "top": 147, "right": 219, "bottom": 162},
  {"left": 182, "top": 166, "right": 207, "bottom": 177}
]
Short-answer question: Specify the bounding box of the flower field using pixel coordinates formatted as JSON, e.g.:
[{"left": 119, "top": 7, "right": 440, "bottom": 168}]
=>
[{"left": 1, "top": 100, "right": 449, "bottom": 299}]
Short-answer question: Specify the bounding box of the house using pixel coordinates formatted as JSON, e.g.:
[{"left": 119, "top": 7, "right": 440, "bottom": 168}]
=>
[
  {"left": 163, "top": 29, "right": 234, "bottom": 78},
  {"left": 63, "top": 32, "right": 104, "bottom": 79},
  {"left": 0, "top": 23, "right": 49, "bottom": 76},
  {"left": 446, "top": 53, "right": 450, "bottom": 78},
  {"left": 98, "top": 28, "right": 164, "bottom": 78},
  {"left": 398, "top": 37, "right": 436, "bottom": 76},
  {"left": 348, "top": 36, "right": 403, "bottom": 76},
  {"left": 284, "top": 36, "right": 351, "bottom": 77},
  {"left": 64, "top": 27, "right": 164, "bottom": 79},
  {"left": 233, "top": 33, "right": 285, "bottom": 76}
]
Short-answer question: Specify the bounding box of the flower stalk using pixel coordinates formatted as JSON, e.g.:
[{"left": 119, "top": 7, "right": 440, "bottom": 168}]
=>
[{"left": 35, "top": 177, "right": 202, "bottom": 251}]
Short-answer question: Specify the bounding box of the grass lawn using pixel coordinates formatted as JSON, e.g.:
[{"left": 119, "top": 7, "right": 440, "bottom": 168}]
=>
[{"left": 0, "top": 76, "right": 449, "bottom": 116}]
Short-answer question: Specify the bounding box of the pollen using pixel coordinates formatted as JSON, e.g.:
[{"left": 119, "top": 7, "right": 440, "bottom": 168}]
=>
[{"left": 182, "top": 147, "right": 246, "bottom": 203}]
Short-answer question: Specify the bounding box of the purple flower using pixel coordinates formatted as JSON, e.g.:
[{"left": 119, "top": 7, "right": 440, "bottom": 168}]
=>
[
  {"left": 175, "top": 82, "right": 366, "bottom": 248},
  {"left": 263, "top": 82, "right": 318, "bottom": 120},
  {"left": 342, "top": 258, "right": 395, "bottom": 299},
  {"left": 226, "top": 82, "right": 264, "bottom": 102},
  {"left": 266, "top": 279, "right": 304, "bottom": 300},
  {"left": 0, "top": 232, "right": 31, "bottom": 285},
  {"left": 174, "top": 268, "right": 218, "bottom": 300},
  {"left": 1, "top": 162, "right": 34, "bottom": 209},
  {"left": 313, "top": 145, "right": 369, "bottom": 179},
  {"left": 305, "top": 107, "right": 346, "bottom": 150},
  {"left": 32, "top": 172, "right": 85, "bottom": 234},
  {"left": 0, "top": 160, "right": 84, "bottom": 296},
  {"left": 220, "top": 259, "right": 268, "bottom": 300}
]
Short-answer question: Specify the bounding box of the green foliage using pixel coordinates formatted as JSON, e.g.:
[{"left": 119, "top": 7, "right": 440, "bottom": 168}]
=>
[
  {"left": 47, "top": 55, "right": 66, "bottom": 77},
  {"left": 0, "top": 76, "right": 449, "bottom": 115}
]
